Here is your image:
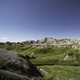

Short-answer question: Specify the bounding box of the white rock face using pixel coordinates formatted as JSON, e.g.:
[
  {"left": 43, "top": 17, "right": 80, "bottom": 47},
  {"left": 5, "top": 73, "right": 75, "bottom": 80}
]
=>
[
  {"left": 64, "top": 55, "right": 69, "bottom": 60},
  {"left": 64, "top": 53, "right": 76, "bottom": 61},
  {"left": 40, "top": 68, "right": 48, "bottom": 75}
]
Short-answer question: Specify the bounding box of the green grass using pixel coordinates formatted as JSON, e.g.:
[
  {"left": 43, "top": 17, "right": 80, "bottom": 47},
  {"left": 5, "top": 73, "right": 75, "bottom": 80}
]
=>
[
  {"left": 1, "top": 44, "right": 80, "bottom": 80},
  {"left": 5, "top": 46, "right": 80, "bottom": 66},
  {"left": 40, "top": 65, "right": 80, "bottom": 80}
]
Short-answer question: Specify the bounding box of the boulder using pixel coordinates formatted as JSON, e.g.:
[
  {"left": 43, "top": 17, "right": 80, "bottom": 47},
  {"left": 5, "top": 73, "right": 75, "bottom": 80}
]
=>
[{"left": 0, "top": 49, "right": 43, "bottom": 80}]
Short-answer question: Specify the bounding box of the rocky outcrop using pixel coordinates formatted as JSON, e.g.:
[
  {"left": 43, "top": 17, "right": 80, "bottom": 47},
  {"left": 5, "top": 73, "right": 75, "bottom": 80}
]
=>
[{"left": 0, "top": 50, "right": 43, "bottom": 80}]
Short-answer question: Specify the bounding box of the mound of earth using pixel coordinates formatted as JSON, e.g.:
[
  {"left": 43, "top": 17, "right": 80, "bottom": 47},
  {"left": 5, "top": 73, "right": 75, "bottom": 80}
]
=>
[{"left": 0, "top": 49, "right": 43, "bottom": 80}]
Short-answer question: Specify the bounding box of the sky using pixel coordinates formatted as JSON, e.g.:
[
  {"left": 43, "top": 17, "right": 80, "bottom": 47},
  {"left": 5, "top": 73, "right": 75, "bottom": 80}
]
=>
[{"left": 0, "top": 0, "right": 80, "bottom": 42}]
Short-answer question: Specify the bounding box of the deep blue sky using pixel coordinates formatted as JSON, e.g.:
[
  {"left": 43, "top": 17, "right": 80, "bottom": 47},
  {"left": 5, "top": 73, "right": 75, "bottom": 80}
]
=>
[{"left": 0, "top": 0, "right": 80, "bottom": 42}]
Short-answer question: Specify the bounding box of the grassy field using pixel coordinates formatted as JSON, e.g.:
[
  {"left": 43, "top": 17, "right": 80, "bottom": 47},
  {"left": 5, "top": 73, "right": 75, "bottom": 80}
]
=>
[
  {"left": 14, "top": 47, "right": 80, "bottom": 80},
  {"left": 40, "top": 65, "right": 80, "bottom": 80},
  {"left": 0, "top": 43, "right": 80, "bottom": 80}
]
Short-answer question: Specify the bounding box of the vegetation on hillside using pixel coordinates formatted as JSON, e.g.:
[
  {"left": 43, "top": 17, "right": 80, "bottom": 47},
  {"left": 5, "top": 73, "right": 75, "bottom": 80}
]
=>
[{"left": 0, "top": 42, "right": 80, "bottom": 80}]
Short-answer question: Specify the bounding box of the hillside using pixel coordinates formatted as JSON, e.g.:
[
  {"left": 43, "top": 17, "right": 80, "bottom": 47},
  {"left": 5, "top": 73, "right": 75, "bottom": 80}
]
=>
[{"left": 0, "top": 41, "right": 80, "bottom": 80}]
